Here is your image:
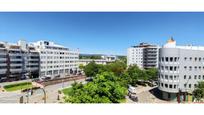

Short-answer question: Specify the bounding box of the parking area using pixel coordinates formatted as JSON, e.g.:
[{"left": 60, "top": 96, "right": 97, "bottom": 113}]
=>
[{"left": 127, "top": 85, "right": 176, "bottom": 103}]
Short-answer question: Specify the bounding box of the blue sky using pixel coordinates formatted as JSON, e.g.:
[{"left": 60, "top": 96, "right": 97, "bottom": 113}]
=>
[{"left": 1, "top": 12, "right": 204, "bottom": 55}]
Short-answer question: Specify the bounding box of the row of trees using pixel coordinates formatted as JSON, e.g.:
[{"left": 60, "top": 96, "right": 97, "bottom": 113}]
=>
[{"left": 65, "top": 61, "right": 158, "bottom": 103}]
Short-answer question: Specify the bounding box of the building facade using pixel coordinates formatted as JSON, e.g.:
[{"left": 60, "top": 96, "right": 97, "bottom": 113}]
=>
[
  {"left": 0, "top": 40, "right": 40, "bottom": 82},
  {"left": 78, "top": 55, "right": 117, "bottom": 66},
  {"left": 158, "top": 38, "right": 204, "bottom": 101},
  {"left": 32, "top": 41, "right": 79, "bottom": 78},
  {"left": 127, "top": 43, "right": 160, "bottom": 69}
]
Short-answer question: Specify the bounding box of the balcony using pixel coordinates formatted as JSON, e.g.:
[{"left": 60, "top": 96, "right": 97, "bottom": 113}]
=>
[
  {"left": 0, "top": 69, "right": 7, "bottom": 73},
  {"left": 10, "top": 63, "right": 22, "bottom": 67},
  {"left": 10, "top": 58, "right": 22, "bottom": 62},
  {"left": 0, "top": 58, "right": 7, "bottom": 61},
  {"left": 0, "top": 63, "right": 7, "bottom": 66},
  {"left": 26, "top": 67, "right": 39, "bottom": 71},
  {"left": 10, "top": 68, "right": 22, "bottom": 73}
]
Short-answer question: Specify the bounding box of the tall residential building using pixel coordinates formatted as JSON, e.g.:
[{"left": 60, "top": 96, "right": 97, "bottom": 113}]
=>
[
  {"left": 0, "top": 40, "right": 40, "bottom": 82},
  {"left": 158, "top": 38, "right": 204, "bottom": 101},
  {"left": 32, "top": 41, "right": 79, "bottom": 78},
  {"left": 127, "top": 43, "right": 160, "bottom": 69}
]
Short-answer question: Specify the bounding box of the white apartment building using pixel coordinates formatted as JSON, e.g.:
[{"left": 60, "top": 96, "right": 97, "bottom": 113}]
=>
[
  {"left": 127, "top": 43, "right": 160, "bottom": 69},
  {"left": 0, "top": 40, "right": 40, "bottom": 82},
  {"left": 32, "top": 41, "right": 79, "bottom": 78}
]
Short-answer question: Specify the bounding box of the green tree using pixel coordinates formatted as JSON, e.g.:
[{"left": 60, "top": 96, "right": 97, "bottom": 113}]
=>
[
  {"left": 64, "top": 72, "right": 127, "bottom": 103},
  {"left": 146, "top": 68, "right": 158, "bottom": 81},
  {"left": 83, "top": 61, "right": 101, "bottom": 77},
  {"left": 193, "top": 81, "right": 204, "bottom": 102},
  {"left": 126, "top": 65, "right": 148, "bottom": 86},
  {"left": 79, "top": 64, "right": 84, "bottom": 70},
  {"left": 105, "top": 60, "right": 127, "bottom": 76}
]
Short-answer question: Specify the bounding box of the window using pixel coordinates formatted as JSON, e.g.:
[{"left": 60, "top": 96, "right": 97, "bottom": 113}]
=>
[
  {"left": 170, "top": 66, "right": 173, "bottom": 71},
  {"left": 194, "top": 75, "right": 197, "bottom": 79},
  {"left": 184, "top": 66, "right": 187, "bottom": 70},
  {"left": 169, "top": 84, "right": 173, "bottom": 88},
  {"left": 194, "top": 84, "right": 197, "bottom": 88},
  {"left": 162, "top": 57, "right": 164, "bottom": 62},
  {"left": 161, "top": 83, "right": 163, "bottom": 87},
  {"left": 195, "top": 57, "right": 197, "bottom": 61},
  {"left": 174, "top": 75, "right": 177, "bottom": 80},
  {"left": 195, "top": 66, "right": 197, "bottom": 70},
  {"left": 174, "top": 85, "right": 176, "bottom": 89},
  {"left": 170, "top": 57, "right": 173, "bottom": 62},
  {"left": 161, "top": 66, "right": 164, "bottom": 70},
  {"left": 184, "top": 84, "right": 187, "bottom": 88},
  {"left": 165, "top": 75, "right": 168, "bottom": 80},
  {"left": 189, "top": 76, "right": 191, "bottom": 79},
  {"left": 184, "top": 75, "right": 186, "bottom": 79},
  {"left": 199, "top": 75, "right": 201, "bottom": 79},
  {"left": 166, "top": 57, "right": 168, "bottom": 62},
  {"left": 199, "top": 57, "right": 202, "bottom": 61},
  {"left": 165, "top": 66, "right": 168, "bottom": 71},
  {"left": 174, "top": 57, "right": 177, "bottom": 62},
  {"left": 184, "top": 57, "right": 187, "bottom": 60},
  {"left": 189, "top": 66, "right": 192, "bottom": 71},
  {"left": 174, "top": 66, "right": 177, "bottom": 71},
  {"left": 170, "top": 76, "right": 173, "bottom": 80},
  {"left": 165, "top": 84, "right": 168, "bottom": 88},
  {"left": 189, "top": 84, "right": 191, "bottom": 88},
  {"left": 190, "top": 57, "right": 192, "bottom": 61}
]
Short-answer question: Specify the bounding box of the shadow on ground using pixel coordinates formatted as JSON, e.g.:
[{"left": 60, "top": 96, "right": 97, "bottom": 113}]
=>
[{"left": 148, "top": 87, "right": 166, "bottom": 101}]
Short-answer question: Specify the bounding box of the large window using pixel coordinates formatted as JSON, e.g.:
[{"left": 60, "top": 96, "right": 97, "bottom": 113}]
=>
[
  {"left": 165, "top": 57, "right": 168, "bottom": 62},
  {"left": 170, "top": 75, "right": 173, "bottom": 80},
  {"left": 169, "top": 84, "right": 173, "bottom": 88},
  {"left": 174, "top": 85, "right": 176, "bottom": 89},
  {"left": 162, "top": 57, "right": 164, "bottom": 62},
  {"left": 165, "top": 75, "right": 168, "bottom": 80},
  {"left": 184, "top": 75, "right": 186, "bottom": 79},
  {"left": 170, "top": 57, "right": 173, "bottom": 62},
  {"left": 195, "top": 57, "right": 197, "bottom": 61},
  {"left": 189, "top": 66, "right": 192, "bottom": 71},
  {"left": 170, "top": 66, "right": 173, "bottom": 71},
  {"left": 184, "top": 84, "right": 187, "bottom": 88},
  {"left": 189, "top": 84, "right": 192, "bottom": 88},
  {"left": 165, "top": 84, "right": 168, "bottom": 88}
]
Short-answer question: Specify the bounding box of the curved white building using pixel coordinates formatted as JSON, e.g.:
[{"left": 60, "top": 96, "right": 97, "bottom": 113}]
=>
[{"left": 158, "top": 38, "right": 204, "bottom": 102}]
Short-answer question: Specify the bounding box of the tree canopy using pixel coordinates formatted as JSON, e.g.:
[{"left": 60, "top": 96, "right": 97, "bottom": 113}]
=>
[
  {"left": 193, "top": 81, "right": 204, "bottom": 102},
  {"left": 64, "top": 61, "right": 158, "bottom": 103},
  {"left": 64, "top": 72, "right": 127, "bottom": 103}
]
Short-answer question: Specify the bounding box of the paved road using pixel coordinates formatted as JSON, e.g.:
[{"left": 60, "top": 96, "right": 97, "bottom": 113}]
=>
[
  {"left": 0, "top": 92, "right": 23, "bottom": 103},
  {"left": 24, "top": 79, "right": 86, "bottom": 103}
]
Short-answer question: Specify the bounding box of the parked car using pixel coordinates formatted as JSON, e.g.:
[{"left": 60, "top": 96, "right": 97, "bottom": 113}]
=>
[{"left": 128, "top": 85, "right": 138, "bottom": 102}]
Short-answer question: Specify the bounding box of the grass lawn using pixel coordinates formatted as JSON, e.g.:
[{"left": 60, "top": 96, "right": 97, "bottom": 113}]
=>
[
  {"left": 62, "top": 87, "right": 72, "bottom": 96},
  {"left": 4, "top": 82, "right": 33, "bottom": 92}
]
